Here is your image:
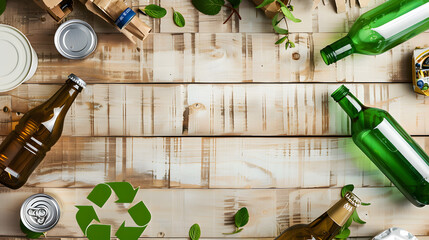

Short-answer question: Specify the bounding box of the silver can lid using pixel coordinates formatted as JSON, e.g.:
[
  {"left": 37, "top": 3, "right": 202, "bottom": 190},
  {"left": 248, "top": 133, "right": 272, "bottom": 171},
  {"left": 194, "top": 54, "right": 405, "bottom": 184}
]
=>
[
  {"left": 373, "top": 228, "right": 418, "bottom": 240},
  {"left": 20, "top": 194, "right": 61, "bottom": 233},
  {"left": 54, "top": 19, "right": 97, "bottom": 59},
  {"left": 68, "top": 73, "right": 86, "bottom": 88}
]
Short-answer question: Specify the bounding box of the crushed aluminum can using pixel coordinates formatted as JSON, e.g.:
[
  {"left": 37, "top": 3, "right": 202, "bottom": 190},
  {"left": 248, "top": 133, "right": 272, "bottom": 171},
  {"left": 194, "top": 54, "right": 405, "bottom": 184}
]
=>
[{"left": 373, "top": 227, "right": 418, "bottom": 240}]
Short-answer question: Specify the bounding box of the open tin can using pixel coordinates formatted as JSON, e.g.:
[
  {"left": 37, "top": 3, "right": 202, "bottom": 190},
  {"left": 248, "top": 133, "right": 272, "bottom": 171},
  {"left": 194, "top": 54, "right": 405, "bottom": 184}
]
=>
[{"left": 54, "top": 19, "right": 97, "bottom": 59}]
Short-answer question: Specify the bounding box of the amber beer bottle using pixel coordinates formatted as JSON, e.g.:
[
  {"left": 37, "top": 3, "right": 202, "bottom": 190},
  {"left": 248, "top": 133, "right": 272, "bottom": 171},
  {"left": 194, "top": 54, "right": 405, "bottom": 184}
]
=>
[
  {"left": 275, "top": 192, "right": 361, "bottom": 240},
  {"left": 0, "top": 74, "right": 86, "bottom": 189}
]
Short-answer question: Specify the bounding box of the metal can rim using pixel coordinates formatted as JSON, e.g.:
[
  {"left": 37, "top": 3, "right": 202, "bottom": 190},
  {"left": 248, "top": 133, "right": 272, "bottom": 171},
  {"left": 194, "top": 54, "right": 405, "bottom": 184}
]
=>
[
  {"left": 54, "top": 19, "right": 97, "bottom": 60},
  {"left": 20, "top": 193, "right": 61, "bottom": 233}
]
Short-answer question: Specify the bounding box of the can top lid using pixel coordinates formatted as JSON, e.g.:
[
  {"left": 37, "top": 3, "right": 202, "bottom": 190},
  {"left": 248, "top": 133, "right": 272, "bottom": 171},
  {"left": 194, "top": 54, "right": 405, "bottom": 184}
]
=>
[
  {"left": 20, "top": 194, "right": 61, "bottom": 233},
  {"left": 0, "top": 24, "right": 35, "bottom": 92},
  {"left": 54, "top": 19, "right": 97, "bottom": 60}
]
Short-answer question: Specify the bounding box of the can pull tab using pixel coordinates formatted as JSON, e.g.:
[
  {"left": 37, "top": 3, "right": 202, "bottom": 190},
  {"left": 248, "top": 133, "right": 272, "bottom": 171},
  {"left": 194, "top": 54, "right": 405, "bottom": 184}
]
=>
[{"left": 28, "top": 207, "right": 48, "bottom": 225}]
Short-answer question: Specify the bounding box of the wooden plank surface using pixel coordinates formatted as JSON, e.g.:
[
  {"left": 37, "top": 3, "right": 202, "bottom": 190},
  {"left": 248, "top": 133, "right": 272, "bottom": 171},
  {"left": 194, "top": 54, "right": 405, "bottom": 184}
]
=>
[
  {"left": 0, "top": 83, "right": 427, "bottom": 136},
  {"left": 1, "top": 0, "right": 429, "bottom": 239},
  {"left": 0, "top": 187, "right": 428, "bottom": 238}
]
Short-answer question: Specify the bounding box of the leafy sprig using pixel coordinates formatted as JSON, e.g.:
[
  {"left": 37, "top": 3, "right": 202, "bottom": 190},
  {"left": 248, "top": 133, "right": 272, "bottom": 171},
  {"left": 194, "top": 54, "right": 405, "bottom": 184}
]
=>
[
  {"left": 224, "top": 207, "right": 249, "bottom": 235},
  {"left": 192, "top": 0, "right": 242, "bottom": 24},
  {"left": 139, "top": 5, "right": 186, "bottom": 27},
  {"left": 270, "top": 0, "right": 300, "bottom": 50},
  {"left": 335, "top": 184, "right": 370, "bottom": 240}
]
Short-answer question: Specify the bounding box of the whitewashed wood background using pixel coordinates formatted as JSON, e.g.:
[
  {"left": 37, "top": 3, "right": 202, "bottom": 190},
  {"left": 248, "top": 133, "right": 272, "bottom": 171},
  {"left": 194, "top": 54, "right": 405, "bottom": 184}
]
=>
[{"left": 1, "top": 0, "right": 429, "bottom": 239}]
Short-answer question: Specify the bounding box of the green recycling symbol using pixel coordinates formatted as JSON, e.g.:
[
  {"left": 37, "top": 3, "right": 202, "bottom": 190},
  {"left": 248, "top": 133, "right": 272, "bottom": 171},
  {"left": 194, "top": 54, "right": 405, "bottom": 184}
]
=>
[{"left": 75, "top": 182, "right": 151, "bottom": 240}]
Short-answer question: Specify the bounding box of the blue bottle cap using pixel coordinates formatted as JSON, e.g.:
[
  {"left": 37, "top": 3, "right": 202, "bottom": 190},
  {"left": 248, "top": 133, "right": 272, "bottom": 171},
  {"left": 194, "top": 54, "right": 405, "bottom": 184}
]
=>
[
  {"left": 417, "top": 79, "right": 425, "bottom": 89},
  {"left": 115, "top": 8, "right": 136, "bottom": 29}
]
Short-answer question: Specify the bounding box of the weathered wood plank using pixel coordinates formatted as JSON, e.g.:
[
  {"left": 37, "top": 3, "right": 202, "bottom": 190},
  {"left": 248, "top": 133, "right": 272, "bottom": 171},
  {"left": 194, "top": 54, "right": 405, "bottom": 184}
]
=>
[
  {"left": 14, "top": 31, "right": 428, "bottom": 83},
  {"left": 7, "top": 136, "right": 403, "bottom": 189},
  {"left": 0, "top": 188, "right": 427, "bottom": 237},
  {"left": 0, "top": 83, "right": 427, "bottom": 136}
]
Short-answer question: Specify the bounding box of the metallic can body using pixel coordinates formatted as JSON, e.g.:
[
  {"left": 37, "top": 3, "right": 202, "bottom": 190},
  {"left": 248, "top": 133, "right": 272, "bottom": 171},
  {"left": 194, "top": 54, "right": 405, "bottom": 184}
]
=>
[
  {"left": 20, "top": 194, "right": 61, "bottom": 233},
  {"left": 54, "top": 19, "right": 97, "bottom": 59},
  {"left": 373, "top": 228, "right": 418, "bottom": 240}
]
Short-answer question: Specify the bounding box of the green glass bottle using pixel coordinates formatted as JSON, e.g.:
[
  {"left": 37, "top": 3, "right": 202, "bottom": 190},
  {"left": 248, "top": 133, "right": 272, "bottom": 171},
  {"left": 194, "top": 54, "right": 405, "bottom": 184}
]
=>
[
  {"left": 332, "top": 85, "right": 429, "bottom": 207},
  {"left": 321, "top": 0, "right": 429, "bottom": 65}
]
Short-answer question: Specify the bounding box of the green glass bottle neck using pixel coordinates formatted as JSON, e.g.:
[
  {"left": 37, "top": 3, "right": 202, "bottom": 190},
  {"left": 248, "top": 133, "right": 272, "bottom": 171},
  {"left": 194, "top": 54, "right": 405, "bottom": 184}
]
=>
[
  {"left": 320, "top": 36, "right": 355, "bottom": 65},
  {"left": 337, "top": 93, "right": 364, "bottom": 119}
]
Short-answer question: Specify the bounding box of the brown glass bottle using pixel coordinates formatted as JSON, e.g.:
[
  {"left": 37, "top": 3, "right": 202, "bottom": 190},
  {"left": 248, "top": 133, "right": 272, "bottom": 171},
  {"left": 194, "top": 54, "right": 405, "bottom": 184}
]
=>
[
  {"left": 275, "top": 192, "right": 361, "bottom": 240},
  {"left": 0, "top": 74, "right": 86, "bottom": 189}
]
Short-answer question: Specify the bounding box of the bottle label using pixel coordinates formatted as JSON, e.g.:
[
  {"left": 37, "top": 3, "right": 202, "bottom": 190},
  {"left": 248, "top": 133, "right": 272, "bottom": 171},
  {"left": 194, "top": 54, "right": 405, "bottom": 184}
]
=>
[
  {"left": 327, "top": 198, "right": 355, "bottom": 226},
  {"left": 374, "top": 119, "right": 429, "bottom": 182},
  {"left": 373, "top": 3, "right": 429, "bottom": 39}
]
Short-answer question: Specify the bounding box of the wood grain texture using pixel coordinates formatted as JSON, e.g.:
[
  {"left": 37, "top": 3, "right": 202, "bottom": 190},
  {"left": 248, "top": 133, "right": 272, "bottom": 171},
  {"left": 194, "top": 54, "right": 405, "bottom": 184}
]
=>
[
  {"left": 9, "top": 136, "right": 408, "bottom": 189},
  {"left": 1, "top": 0, "right": 429, "bottom": 239},
  {"left": 0, "top": 187, "right": 428, "bottom": 238},
  {"left": 22, "top": 31, "right": 429, "bottom": 83},
  {"left": 0, "top": 83, "right": 427, "bottom": 136}
]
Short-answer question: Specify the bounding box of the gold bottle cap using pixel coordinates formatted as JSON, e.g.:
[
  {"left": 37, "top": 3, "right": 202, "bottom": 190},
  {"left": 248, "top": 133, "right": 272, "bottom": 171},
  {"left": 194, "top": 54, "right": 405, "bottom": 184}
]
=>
[
  {"left": 68, "top": 73, "right": 86, "bottom": 88},
  {"left": 345, "top": 191, "right": 361, "bottom": 207}
]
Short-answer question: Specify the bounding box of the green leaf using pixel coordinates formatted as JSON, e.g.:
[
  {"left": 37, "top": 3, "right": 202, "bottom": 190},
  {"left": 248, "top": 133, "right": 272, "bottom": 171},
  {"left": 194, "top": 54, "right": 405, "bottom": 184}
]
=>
[
  {"left": 142, "top": 4, "right": 167, "bottom": 18},
  {"left": 287, "top": 41, "right": 295, "bottom": 48},
  {"left": 189, "top": 224, "right": 201, "bottom": 240},
  {"left": 361, "top": 202, "right": 371, "bottom": 206},
  {"left": 271, "top": 13, "right": 288, "bottom": 34},
  {"left": 192, "top": 0, "right": 225, "bottom": 15},
  {"left": 0, "top": 0, "right": 6, "bottom": 16},
  {"left": 274, "top": 26, "right": 288, "bottom": 35},
  {"left": 275, "top": 36, "right": 288, "bottom": 45},
  {"left": 341, "top": 184, "right": 355, "bottom": 197},
  {"left": 223, "top": 228, "right": 244, "bottom": 235},
  {"left": 335, "top": 228, "right": 351, "bottom": 239},
  {"left": 20, "top": 221, "right": 45, "bottom": 239},
  {"left": 255, "top": 0, "right": 275, "bottom": 8},
  {"left": 234, "top": 207, "right": 249, "bottom": 228},
  {"left": 280, "top": 6, "right": 301, "bottom": 23},
  {"left": 173, "top": 10, "right": 186, "bottom": 27},
  {"left": 352, "top": 210, "right": 366, "bottom": 224},
  {"left": 227, "top": 0, "right": 242, "bottom": 8}
]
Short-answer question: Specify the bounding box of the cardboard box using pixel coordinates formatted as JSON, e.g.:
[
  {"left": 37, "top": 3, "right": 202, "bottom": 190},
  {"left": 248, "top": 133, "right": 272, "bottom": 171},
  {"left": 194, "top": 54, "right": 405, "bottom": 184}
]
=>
[{"left": 33, "top": 0, "right": 73, "bottom": 22}]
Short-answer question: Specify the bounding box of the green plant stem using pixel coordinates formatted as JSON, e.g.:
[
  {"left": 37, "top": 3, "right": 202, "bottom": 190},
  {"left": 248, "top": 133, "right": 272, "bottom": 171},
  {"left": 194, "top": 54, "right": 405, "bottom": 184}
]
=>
[{"left": 223, "top": 4, "right": 242, "bottom": 24}]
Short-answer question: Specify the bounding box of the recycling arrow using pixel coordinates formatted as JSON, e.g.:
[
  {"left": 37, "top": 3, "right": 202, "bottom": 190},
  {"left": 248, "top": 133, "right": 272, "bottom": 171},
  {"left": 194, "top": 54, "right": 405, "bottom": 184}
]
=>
[
  {"left": 128, "top": 201, "right": 151, "bottom": 226},
  {"left": 87, "top": 224, "right": 111, "bottom": 240},
  {"left": 87, "top": 183, "right": 112, "bottom": 208},
  {"left": 75, "top": 206, "right": 100, "bottom": 235},
  {"left": 116, "top": 222, "right": 146, "bottom": 240},
  {"left": 107, "top": 182, "right": 139, "bottom": 203},
  {"left": 75, "top": 182, "right": 151, "bottom": 240}
]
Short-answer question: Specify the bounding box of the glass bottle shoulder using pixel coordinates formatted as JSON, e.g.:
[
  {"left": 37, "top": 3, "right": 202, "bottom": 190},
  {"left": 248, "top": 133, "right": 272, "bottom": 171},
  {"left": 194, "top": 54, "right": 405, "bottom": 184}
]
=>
[{"left": 350, "top": 107, "right": 390, "bottom": 134}]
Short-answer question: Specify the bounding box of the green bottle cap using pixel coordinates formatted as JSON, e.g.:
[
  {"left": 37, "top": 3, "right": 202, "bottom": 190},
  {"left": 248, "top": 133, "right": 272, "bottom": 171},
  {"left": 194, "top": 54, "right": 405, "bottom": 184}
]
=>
[{"left": 331, "top": 85, "right": 349, "bottom": 102}]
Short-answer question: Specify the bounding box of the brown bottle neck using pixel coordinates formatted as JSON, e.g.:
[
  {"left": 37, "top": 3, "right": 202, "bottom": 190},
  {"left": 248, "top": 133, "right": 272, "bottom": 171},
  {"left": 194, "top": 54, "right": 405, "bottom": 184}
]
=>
[
  {"left": 324, "top": 196, "right": 356, "bottom": 227},
  {"left": 44, "top": 79, "right": 83, "bottom": 112}
]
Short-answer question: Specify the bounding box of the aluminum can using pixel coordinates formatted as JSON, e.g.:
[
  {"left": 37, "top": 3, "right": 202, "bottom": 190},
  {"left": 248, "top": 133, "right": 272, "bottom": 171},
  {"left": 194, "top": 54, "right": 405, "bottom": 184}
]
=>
[
  {"left": 54, "top": 19, "right": 97, "bottom": 59},
  {"left": 373, "top": 227, "right": 418, "bottom": 240},
  {"left": 20, "top": 194, "right": 61, "bottom": 233},
  {"left": 0, "top": 24, "right": 38, "bottom": 92}
]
